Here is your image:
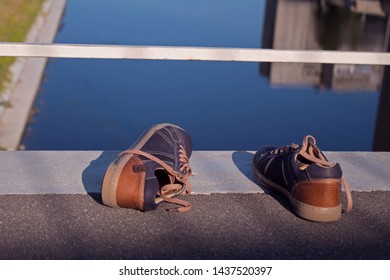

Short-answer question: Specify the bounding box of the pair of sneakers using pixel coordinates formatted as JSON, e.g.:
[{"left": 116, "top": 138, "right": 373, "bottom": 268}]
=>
[{"left": 102, "top": 123, "right": 353, "bottom": 222}]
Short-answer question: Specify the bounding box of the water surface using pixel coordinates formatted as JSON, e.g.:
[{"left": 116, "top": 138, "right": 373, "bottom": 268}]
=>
[{"left": 22, "top": 0, "right": 387, "bottom": 151}]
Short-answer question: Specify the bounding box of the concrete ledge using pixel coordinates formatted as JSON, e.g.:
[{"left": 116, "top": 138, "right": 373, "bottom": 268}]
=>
[{"left": 0, "top": 151, "right": 389, "bottom": 194}]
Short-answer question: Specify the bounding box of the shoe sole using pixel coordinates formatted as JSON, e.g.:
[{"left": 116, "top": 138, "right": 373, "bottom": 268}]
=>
[
  {"left": 101, "top": 123, "right": 183, "bottom": 208},
  {"left": 252, "top": 161, "right": 341, "bottom": 222}
]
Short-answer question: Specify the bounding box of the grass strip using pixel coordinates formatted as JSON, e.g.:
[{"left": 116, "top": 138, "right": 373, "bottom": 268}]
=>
[{"left": 0, "top": 0, "right": 45, "bottom": 94}]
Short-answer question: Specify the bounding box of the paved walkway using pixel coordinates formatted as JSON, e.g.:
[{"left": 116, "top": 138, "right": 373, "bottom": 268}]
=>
[{"left": 0, "top": 192, "right": 389, "bottom": 259}]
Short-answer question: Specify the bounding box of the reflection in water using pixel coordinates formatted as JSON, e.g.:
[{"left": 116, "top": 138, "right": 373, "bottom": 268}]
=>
[
  {"left": 261, "top": 0, "right": 390, "bottom": 151},
  {"left": 261, "top": 0, "right": 388, "bottom": 92},
  {"left": 374, "top": 47, "right": 390, "bottom": 151}
]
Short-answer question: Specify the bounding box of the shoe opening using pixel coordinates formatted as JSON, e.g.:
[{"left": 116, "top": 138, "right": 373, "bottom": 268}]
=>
[{"left": 154, "top": 169, "right": 172, "bottom": 188}]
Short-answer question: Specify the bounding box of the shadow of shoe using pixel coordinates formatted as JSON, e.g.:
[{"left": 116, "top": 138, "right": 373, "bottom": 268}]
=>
[
  {"left": 231, "top": 151, "right": 257, "bottom": 185},
  {"left": 81, "top": 151, "right": 118, "bottom": 205},
  {"left": 231, "top": 151, "right": 294, "bottom": 215}
]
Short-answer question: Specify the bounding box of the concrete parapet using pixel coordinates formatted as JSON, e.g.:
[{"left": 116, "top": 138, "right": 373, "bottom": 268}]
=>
[{"left": 0, "top": 151, "right": 389, "bottom": 194}]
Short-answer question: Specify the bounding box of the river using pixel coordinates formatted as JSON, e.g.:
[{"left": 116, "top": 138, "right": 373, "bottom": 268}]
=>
[{"left": 21, "top": 0, "right": 384, "bottom": 151}]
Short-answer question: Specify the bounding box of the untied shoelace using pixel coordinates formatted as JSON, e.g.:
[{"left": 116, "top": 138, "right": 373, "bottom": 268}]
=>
[
  {"left": 272, "top": 135, "right": 353, "bottom": 213},
  {"left": 118, "top": 145, "right": 192, "bottom": 212}
]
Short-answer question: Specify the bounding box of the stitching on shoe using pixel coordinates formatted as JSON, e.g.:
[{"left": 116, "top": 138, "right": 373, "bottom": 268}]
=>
[
  {"left": 282, "top": 160, "right": 288, "bottom": 186},
  {"left": 157, "top": 130, "right": 174, "bottom": 147},
  {"left": 174, "top": 127, "right": 186, "bottom": 153},
  {"left": 264, "top": 157, "right": 274, "bottom": 175},
  {"left": 149, "top": 151, "right": 176, "bottom": 160},
  {"left": 286, "top": 155, "right": 296, "bottom": 185}
]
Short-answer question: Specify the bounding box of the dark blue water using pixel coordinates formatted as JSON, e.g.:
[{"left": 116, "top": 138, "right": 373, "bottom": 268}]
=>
[{"left": 22, "top": 0, "right": 382, "bottom": 151}]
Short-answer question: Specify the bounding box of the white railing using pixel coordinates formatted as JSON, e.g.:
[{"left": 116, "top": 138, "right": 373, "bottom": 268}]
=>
[{"left": 1, "top": 42, "right": 390, "bottom": 65}]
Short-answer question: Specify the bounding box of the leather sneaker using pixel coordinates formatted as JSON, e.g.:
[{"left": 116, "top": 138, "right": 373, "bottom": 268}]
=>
[
  {"left": 252, "top": 135, "right": 352, "bottom": 222},
  {"left": 102, "top": 123, "right": 193, "bottom": 212}
]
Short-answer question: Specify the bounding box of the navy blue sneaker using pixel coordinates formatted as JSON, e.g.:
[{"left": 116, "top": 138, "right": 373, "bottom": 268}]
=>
[
  {"left": 102, "top": 123, "right": 193, "bottom": 212},
  {"left": 252, "top": 135, "right": 352, "bottom": 222}
]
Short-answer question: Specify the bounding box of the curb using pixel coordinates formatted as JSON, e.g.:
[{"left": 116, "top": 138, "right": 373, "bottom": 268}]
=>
[{"left": 0, "top": 151, "right": 389, "bottom": 194}]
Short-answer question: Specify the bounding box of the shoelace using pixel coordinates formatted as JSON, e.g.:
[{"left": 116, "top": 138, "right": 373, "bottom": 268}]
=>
[
  {"left": 118, "top": 145, "right": 192, "bottom": 212},
  {"left": 272, "top": 135, "right": 353, "bottom": 213},
  {"left": 271, "top": 143, "right": 300, "bottom": 155}
]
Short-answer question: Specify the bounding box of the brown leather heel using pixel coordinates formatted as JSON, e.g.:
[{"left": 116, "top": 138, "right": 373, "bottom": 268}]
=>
[{"left": 291, "top": 179, "right": 342, "bottom": 222}]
